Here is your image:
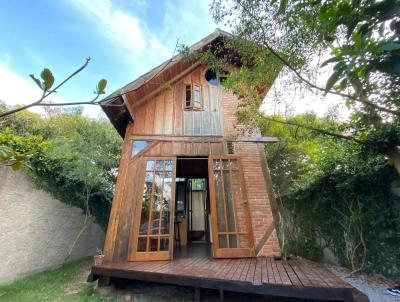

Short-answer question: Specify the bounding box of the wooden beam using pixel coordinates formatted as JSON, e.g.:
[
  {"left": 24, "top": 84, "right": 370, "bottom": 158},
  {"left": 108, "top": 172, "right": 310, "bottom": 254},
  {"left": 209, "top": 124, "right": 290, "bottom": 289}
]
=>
[
  {"left": 121, "top": 93, "right": 135, "bottom": 121},
  {"left": 226, "top": 136, "right": 279, "bottom": 143},
  {"left": 127, "top": 134, "right": 224, "bottom": 142},
  {"left": 255, "top": 222, "right": 275, "bottom": 256}
]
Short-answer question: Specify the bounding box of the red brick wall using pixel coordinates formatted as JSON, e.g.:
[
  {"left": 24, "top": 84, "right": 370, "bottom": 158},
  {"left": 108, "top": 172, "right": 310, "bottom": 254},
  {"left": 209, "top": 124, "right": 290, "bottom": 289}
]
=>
[{"left": 222, "top": 91, "right": 281, "bottom": 257}]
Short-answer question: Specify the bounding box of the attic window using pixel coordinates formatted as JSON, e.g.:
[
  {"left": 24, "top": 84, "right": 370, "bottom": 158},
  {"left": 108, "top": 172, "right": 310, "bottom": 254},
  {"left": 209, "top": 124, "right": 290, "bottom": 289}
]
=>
[
  {"left": 185, "top": 84, "right": 202, "bottom": 109},
  {"left": 205, "top": 68, "right": 218, "bottom": 86},
  {"left": 131, "top": 140, "right": 151, "bottom": 157}
]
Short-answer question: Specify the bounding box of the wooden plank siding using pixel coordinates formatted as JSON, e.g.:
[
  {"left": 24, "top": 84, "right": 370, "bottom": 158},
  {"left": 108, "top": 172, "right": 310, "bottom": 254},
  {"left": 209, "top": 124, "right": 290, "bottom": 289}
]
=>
[{"left": 131, "top": 65, "right": 222, "bottom": 136}]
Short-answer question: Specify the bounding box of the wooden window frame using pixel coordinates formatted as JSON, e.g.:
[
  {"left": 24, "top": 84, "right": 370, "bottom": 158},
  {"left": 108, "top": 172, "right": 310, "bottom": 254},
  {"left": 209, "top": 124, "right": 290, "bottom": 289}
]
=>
[{"left": 184, "top": 84, "right": 203, "bottom": 111}]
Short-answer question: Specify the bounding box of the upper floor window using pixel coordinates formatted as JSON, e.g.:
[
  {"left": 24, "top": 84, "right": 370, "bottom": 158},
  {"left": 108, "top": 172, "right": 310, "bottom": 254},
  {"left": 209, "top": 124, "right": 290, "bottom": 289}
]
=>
[{"left": 185, "top": 84, "right": 202, "bottom": 110}]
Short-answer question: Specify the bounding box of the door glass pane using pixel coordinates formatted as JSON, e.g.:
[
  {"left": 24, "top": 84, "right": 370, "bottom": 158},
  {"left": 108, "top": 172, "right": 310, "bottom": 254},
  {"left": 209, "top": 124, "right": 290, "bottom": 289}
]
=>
[
  {"left": 160, "top": 237, "right": 169, "bottom": 251},
  {"left": 146, "top": 160, "right": 155, "bottom": 171},
  {"left": 223, "top": 169, "right": 236, "bottom": 232},
  {"left": 214, "top": 168, "right": 226, "bottom": 232},
  {"left": 149, "top": 237, "right": 158, "bottom": 251},
  {"left": 231, "top": 170, "right": 246, "bottom": 233},
  {"left": 138, "top": 237, "right": 147, "bottom": 252},
  {"left": 139, "top": 172, "right": 153, "bottom": 235},
  {"left": 161, "top": 173, "right": 172, "bottom": 234},
  {"left": 219, "top": 235, "right": 228, "bottom": 248},
  {"left": 155, "top": 160, "right": 164, "bottom": 171},
  {"left": 222, "top": 159, "right": 229, "bottom": 169},
  {"left": 151, "top": 172, "right": 163, "bottom": 234},
  {"left": 165, "top": 160, "right": 173, "bottom": 171},
  {"left": 229, "top": 235, "right": 238, "bottom": 248}
]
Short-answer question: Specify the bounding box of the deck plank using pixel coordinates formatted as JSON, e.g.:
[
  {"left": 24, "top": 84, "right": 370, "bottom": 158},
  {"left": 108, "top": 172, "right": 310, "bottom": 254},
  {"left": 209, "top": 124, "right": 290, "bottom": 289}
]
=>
[
  {"left": 261, "top": 257, "right": 269, "bottom": 284},
  {"left": 92, "top": 256, "right": 363, "bottom": 302},
  {"left": 281, "top": 260, "right": 302, "bottom": 286}
]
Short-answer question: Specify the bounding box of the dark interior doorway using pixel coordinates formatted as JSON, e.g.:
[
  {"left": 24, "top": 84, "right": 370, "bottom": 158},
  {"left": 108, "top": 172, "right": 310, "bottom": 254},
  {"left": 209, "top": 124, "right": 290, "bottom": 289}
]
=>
[{"left": 174, "top": 157, "right": 211, "bottom": 259}]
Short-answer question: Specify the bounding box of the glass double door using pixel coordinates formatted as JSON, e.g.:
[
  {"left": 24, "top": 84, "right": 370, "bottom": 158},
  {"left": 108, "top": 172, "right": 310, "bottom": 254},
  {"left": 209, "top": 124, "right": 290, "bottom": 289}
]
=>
[{"left": 131, "top": 155, "right": 254, "bottom": 261}]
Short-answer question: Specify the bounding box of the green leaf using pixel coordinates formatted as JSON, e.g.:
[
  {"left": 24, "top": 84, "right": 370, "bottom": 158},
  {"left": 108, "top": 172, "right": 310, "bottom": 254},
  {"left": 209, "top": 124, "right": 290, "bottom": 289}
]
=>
[
  {"left": 40, "top": 68, "right": 54, "bottom": 91},
  {"left": 321, "top": 56, "right": 343, "bottom": 67},
  {"left": 378, "top": 42, "right": 400, "bottom": 51},
  {"left": 30, "top": 74, "right": 43, "bottom": 90},
  {"left": 278, "top": 0, "right": 288, "bottom": 14},
  {"left": 325, "top": 69, "right": 344, "bottom": 93},
  {"left": 96, "top": 79, "right": 107, "bottom": 94},
  {"left": 346, "top": 20, "right": 358, "bottom": 39}
]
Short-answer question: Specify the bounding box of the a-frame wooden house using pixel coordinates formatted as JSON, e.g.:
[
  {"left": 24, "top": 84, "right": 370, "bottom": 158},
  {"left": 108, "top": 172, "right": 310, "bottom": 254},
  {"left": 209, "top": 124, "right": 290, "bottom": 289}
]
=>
[
  {"left": 91, "top": 30, "right": 368, "bottom": 302},
  {"left": 101, "top": 29, "right": 281, "bottom": 263}
]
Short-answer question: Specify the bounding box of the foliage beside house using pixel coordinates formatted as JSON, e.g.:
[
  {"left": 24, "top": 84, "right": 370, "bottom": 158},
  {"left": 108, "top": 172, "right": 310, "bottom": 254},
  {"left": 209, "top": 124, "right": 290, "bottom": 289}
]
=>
[
  {"left": 0, "top": 103, "right": 122, "bottom": 227},
  {"left": 262, "top": 114, "right": 400, "bottom": 279}
]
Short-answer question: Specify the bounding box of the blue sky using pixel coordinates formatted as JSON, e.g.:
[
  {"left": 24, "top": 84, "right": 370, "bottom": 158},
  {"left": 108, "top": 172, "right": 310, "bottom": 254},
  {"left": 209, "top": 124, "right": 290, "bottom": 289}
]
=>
[
  {"left": 0, "top": 0, "right": 222, "bottom": 117},
  {"left": 0, "top": 0, "right": 347, "bottom": 119}
]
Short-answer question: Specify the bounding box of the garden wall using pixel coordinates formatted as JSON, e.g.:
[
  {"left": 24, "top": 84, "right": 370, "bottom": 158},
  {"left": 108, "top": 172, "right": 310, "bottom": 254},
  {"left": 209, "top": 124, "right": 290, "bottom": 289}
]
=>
[{"left": 0, "top": 167, "right": 105, "bottom": 284}]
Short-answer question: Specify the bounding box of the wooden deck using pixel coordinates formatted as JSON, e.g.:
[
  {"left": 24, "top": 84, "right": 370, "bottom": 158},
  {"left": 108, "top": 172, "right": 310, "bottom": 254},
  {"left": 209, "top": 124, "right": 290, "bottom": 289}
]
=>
[{"left": 91, "top": 257, "right": 369, "bottom": 301}]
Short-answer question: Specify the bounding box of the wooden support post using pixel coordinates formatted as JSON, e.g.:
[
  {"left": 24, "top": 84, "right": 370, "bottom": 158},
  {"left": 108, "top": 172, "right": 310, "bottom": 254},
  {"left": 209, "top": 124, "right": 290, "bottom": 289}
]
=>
[
  {"left": 219, "top": 289, "right": 224, "bottom": 302},
  {"left": 194, "top": 287, "right": 201, "bottom": 302},
  {"left": 98, "top": 276, "right": 111, "bottom": 287}
]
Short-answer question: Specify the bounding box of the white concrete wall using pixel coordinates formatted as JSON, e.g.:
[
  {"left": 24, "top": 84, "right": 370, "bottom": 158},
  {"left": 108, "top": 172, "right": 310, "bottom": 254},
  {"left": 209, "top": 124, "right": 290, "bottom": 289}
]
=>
[{"left": 0, "top": 167, "right": 105, "bottom": 284}]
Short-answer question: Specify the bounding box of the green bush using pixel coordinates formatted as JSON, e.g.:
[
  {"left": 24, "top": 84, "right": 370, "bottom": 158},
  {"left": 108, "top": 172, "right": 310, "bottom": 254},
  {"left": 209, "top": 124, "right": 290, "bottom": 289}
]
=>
[
  {"left": 263, "top": 114, "right": 400, "bottom": 279},
  {"left": 0, "top": 106, "right": 122, "bottom": 229}
]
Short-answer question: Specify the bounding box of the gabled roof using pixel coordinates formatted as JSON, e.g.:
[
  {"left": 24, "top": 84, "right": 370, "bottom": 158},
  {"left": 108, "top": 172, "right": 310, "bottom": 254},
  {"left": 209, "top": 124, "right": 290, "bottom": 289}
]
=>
[{"left": 101, "top": 29, "right": 231, "bottom": 137}]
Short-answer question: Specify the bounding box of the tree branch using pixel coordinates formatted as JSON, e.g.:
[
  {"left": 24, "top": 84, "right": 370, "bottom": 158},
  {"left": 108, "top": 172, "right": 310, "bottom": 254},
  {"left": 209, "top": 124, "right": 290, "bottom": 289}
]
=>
[
  {"left": 237, "top": 1, "right": 400, "bottom": 117},
  {"left": 264, "top": 117, "right": 363, "bottom": 144},
  {"left": 0, "top": 58, "right": 91, "bottom": 119}
]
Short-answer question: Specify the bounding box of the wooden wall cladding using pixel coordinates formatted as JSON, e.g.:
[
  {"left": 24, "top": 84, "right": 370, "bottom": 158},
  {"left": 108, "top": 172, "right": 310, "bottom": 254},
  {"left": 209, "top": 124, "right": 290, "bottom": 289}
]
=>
[{"left": 131, "top": 65, "right": 223, "bottom": 137}]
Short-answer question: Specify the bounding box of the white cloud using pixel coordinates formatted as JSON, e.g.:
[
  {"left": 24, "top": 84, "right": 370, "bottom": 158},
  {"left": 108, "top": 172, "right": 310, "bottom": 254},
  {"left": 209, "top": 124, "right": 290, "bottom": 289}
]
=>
[
  {"left": 70, "top": 0, "right": 172, "bottom": 69},
  {"left": 0, "top": 63, "right": 44, "bottom": 115},
  {"left": 0, "top": 62, "right": 103, "bottom": 118}
]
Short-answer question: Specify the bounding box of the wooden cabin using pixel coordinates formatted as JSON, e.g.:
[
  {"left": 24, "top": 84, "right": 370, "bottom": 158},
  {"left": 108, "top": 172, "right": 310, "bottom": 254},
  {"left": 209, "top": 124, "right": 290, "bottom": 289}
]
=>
[
  {"left": 93, "top": 30, "right": 368, "bottom": 302},
  {"left": 101, "top": 29, "right": 281, "bottom": 263}
]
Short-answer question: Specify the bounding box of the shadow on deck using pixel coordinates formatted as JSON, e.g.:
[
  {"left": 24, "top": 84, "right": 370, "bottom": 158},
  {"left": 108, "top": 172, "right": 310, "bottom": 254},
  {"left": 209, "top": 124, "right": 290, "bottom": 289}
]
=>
[{"left": 90, "top": 256, "right": 369, "bottom": 302}]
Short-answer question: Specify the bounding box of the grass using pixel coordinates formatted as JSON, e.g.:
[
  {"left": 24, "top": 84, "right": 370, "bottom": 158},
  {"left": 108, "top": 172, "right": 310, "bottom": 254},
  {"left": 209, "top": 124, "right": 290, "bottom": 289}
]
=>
[{"left": 0, "top": 259, "right": 117, "bottom": 302}]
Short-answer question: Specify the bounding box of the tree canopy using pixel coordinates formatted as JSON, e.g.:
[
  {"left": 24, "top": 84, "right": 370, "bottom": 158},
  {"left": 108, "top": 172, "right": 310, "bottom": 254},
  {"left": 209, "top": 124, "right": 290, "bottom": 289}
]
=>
[
  {"left": 0, "top": 103, "right": 122, "bottom": 228},
  {"left": 204, "top": 0, "right": 400, "bottom": 172}
]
